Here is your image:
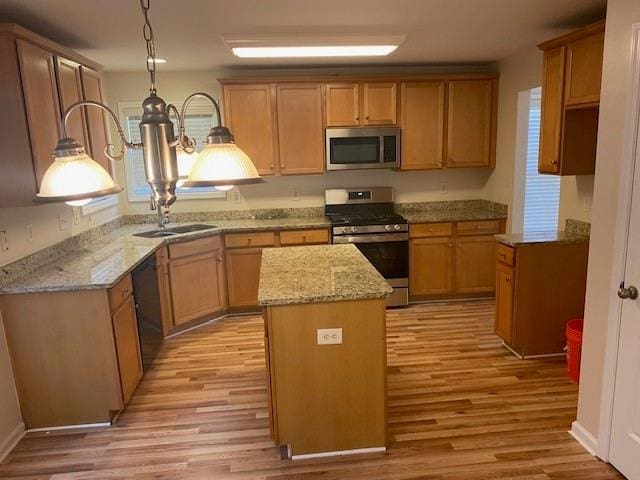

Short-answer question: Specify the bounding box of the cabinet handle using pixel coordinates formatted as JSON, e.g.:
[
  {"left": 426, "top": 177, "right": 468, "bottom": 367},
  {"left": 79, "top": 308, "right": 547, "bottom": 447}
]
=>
[
  {"left": 270, "top": 164, "right": 275, "bottom": 170},
  {"left": 216, "top": 257, "right": 222, "bottom": 262},
  {"left": 281, "top": 164, "right": 286, "bottom": 170},
  {"left": 247, "top": 238, "right": 252, "bottom": 245},
  {"left": 458, "top": 243, "right": 462, "bottom": 248},
  {"left": 365, "top": 115, "right": 369, "bottom": 120},
  {"left": 506, "top": 277, "right": 511, "bottom": 283},
  {"left": 355, "top": 116, "right": 360, "bottom": 121},
  {"left": 448, "top": 243, "right": 453, "bottom": 247},
  {"left": 302, "top": 235, "right": 307, "bottom": 242},
  {"left": 551, "top": 160, "right": 559, "bottom": 166}
]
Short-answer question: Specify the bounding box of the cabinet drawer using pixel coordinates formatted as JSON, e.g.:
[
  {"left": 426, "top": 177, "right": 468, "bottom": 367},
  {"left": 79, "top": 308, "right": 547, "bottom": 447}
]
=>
[
  {"left": 280, "top": 229, "right": 329, "bottom": 245},
  {"left": 225, "top": 231, "right": 276, "bottom": 248},
  {"left": 168, "top": 235, "right": 221, "bottom": 259},
  {"left": 109, "top": 274, "right": 133, "bottom": 311},
  {"left": 457, "top": 220, "right": 501, "bottom": 236},
  {"left": 497, "top": 243, "right": 515, "bottom": 266},
  {"left": 410, "top": 223, "right": 453, "bottom": 238}
]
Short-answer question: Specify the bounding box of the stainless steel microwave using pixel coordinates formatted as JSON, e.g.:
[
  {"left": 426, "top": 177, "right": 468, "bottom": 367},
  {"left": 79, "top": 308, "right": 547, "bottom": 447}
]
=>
[{"left": 325, "top": 127, "right": 400, "bottom": 170}]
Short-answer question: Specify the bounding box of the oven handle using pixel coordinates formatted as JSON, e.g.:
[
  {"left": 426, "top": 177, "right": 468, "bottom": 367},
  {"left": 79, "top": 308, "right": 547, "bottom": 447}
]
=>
[{"left": 333, "top": 233, "right": 409, "bottom": 244}]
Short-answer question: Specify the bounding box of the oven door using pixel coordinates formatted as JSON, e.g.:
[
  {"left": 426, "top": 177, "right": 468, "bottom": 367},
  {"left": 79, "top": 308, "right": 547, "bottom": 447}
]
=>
[
  {"left": 326, "top": 128, "right": 399, "bottom": 170},
  {"left": 332, "top": 233, "right": 408, "bottom": 280}
]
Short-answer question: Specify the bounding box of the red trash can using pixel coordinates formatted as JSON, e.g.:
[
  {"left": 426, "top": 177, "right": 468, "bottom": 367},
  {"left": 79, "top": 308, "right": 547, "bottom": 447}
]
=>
[{"left": 566, "top": 319, "right": 584, "bottom": 383}]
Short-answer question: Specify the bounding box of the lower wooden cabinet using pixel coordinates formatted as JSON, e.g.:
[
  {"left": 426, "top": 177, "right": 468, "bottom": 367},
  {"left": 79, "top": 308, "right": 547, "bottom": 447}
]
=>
[
  {"left": 168, "top": 237, "right": 226, "bottom": 326},
  {"left": 494, "top": 241, "right": 589, "bottom": 357},
  {"left": 409, "top": 221, "right": 503, "bottom": 299},
  {"left": 226, "top": 248, "right": 263, "bottom": 309},
  {"left": 111, "top": 293, "right": 143, "bottom": 404}
]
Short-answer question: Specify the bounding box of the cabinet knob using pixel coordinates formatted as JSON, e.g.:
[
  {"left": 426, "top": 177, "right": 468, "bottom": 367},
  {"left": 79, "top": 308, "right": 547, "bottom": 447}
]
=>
[
  {"left": 216, "top": 257, "right": 222, "bottom": 262},
  {"left": 247, "top": 238, "right": 252, "bottom": 244},
  {"left": 270, "top": 164, "right": 275, "bottom": 170},
  {"left": 365, "top": 115, "right": 369, "bottom": 120},
  {"left": 458, "top": 243, "right": 462, "bottom": 248},
  {"left": 448, "top": 243, "right": 453, "bottom": 247},
  {"left": 355, "top": 116, "right": 360, "bottom": 121},
  {"left": 281, "top": 165, "right": 286, "bottom": 170},
  {"left": 551, "top": 160, "right": 559, "bottom": 166}
]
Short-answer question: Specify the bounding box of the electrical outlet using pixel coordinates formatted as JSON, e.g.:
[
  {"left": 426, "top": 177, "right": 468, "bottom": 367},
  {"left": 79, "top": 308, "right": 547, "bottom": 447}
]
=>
[
  {"left": 0, "top": 231, "right": 8, "bottom": 252},
  {"left": 583, "top": 197, "right": 591, "bottom": 212},
  {"left": 317, "top": 328, "right": 343, "bottom": 345},
  {"left": 292, "top": 187, "right": 301, "bottom": 201},
  {"left": 25, "top": 224, "right": 33, "bottom": 243},
  {"left": 72, "top": 207, "right": 82, "bottom": 225},
  {"left": 440, "top": 182, "right": 448, "bottom": 194},
  {"left": 58, "top": 213, "right": 69, "bottom": 232},
  {"left": 232, "top": 190, "right": 241, "bottom": 204}
]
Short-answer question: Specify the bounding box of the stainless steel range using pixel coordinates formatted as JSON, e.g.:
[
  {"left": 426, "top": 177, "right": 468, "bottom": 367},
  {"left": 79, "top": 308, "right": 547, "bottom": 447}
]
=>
[{"left": 325, "top": 187, "right": 408, "bottom": 307}]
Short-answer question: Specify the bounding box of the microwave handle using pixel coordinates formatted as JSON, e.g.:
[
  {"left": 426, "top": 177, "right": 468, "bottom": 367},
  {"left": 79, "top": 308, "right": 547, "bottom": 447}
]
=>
[{"left": 379, "top": 136, "right": 385, "bottom": 164}]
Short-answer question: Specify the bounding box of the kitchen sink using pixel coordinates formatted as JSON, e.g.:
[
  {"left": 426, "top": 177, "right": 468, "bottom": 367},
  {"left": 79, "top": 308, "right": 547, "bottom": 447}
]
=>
[{"left": 133, "top": 224, "right": 216, "bottom": 238}]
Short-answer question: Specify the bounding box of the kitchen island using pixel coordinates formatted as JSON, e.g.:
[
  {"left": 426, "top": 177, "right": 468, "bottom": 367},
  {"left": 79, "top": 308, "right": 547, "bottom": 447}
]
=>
[{"left": 258, "top": 244, "right": 392, "bottom": 459}]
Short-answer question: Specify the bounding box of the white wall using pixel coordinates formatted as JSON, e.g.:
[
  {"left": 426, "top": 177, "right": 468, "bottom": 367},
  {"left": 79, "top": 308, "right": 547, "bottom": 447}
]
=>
[
  {"left": 577, "top": 0, "right": 640, "bottom": 440},
  {"left": 0, "top": 311, "right": 22, "bottom": 460}
]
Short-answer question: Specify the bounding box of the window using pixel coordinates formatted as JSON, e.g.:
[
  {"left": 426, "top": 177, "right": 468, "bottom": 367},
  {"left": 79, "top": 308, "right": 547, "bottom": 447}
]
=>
[
  {"left": 119, "top": 101, "right": 226, "bottom": 202},
  {"left": 522, "top": 87, "right": 560, "bottom": 232}
]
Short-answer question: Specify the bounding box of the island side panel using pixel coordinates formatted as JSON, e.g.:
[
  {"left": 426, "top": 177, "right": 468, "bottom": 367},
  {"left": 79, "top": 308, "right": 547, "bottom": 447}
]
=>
[{"left": 266, "top": 298, "right": 387, "bottom": 456}]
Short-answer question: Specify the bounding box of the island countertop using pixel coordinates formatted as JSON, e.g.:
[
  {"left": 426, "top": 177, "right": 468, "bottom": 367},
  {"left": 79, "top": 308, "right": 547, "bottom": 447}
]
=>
[
  {"left": 258, "top": 244, "right": 393, "bottom": 306},
  {"left": 495, "top": 230, "right": 589, "bottom": 247}
]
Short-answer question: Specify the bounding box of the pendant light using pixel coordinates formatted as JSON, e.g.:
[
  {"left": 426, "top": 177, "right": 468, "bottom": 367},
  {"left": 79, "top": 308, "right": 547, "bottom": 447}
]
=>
[{"left": 34, "top": 0, "right": 262, "bottom": 227}]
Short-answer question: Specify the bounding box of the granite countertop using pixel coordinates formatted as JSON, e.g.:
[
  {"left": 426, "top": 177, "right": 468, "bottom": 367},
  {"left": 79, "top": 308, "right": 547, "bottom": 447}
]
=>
[
  {"left": 495, "top": 231, "right": 589, "bottom": 247},
  {"left": 258, "top": 244, "right": 393, "bottom": 306},
  {"left": 0, "top": 217, "right": 330, "bottom": 295},
  {"left": 400, "top": 208, "right": 507, "bottom": 224}
]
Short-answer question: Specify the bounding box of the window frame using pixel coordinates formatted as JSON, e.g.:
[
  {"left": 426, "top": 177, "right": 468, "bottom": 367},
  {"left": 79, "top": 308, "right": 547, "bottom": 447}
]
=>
[{"left": 118, "top": 101, "right": 226, "bottom": 203}]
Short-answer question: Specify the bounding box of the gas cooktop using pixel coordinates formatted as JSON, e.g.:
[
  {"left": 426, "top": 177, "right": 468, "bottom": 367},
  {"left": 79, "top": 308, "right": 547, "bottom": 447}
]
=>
[{"left": 326, "top": 212, "right": 407, "bottom": 227}]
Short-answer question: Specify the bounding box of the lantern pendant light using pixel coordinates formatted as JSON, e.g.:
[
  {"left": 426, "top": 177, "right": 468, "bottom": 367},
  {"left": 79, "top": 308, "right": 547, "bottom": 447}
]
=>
[{"left": 34, "top": 0, "right": 263, "bottom": 227}]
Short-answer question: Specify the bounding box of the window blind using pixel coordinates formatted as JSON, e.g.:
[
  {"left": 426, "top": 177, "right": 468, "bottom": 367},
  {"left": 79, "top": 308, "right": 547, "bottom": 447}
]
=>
[{"left": 523, "top": 88, "right": 560, "bottom": 233}]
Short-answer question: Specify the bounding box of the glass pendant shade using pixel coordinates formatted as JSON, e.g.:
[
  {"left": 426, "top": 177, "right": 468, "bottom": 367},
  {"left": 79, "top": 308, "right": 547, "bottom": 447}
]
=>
[
  {"left": 36, "top": 142, "right": 123, "bottom": 204},
  {"left": 176, "top": 147, "right": 198, "bottom": 188},
  {"left": 182, "top": 142, "right": 264, "bottom": 188}
]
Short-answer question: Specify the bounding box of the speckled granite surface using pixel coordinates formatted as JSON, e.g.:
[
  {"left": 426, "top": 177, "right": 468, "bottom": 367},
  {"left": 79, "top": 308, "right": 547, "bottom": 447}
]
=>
[
  {"left": 0, "top": 218, "right": 329, "bottom": 294},
  {"left": 396, "top": 199, "right": 508, "bottom": 223},
  {"left": 258, "top": 244, "right": 392, "bottom": 306},
  {"left": 565, "top": 219, "right": 591, "bottom": 236},
  {"left": 495, "top": 231, "right": 589, "bottom": 247}
]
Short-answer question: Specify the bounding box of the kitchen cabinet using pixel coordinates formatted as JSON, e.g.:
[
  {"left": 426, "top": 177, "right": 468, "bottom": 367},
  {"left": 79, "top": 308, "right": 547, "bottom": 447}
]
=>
[
  {"left": 325, "top": 83, "right": 360, "bottom": 126},
  {"left": 363, "top": 82, "right": 397, "bottom": 125},
  {"left": 494, "top": 240, "right": 589, "bottom": 357},
  {"left": 538, "top": 20, "right": 604, "bottom": 175},
  {"left": 409, "top": 220, "right": 503, "bottom": 299},
  {"left": 168, "top": 236, "right": 226, "bottom": 326},
  {"left": 325, "top": 82, "right": 397, "bottom": 126},
  {"left": 111, "top": 293, "right": 143, "bottom": 405},
  {"left": 226, "top": 248, "right": 264, "bottom": 309},
  {"left": 0, "top": 24, "right": 106, "bottom": 207},
  {"left": 446, "top": 80, "right": 495, "bottom": 168},
  {"left": 155, "top": 246, "right": 175, "bottom": 335},
  {"left": 276, "top": 84, "right": 324, "bottom": 174},
  {"left": 80, "top": 66, "right": 111, "bottom": 172},
  {"left": 280, "top": 228, "right": 330, "bottom": 245},
  {"left": 400, "top": 82, "right": 445, "bottom": 170},
  {"left": 223, "top": 84, "right": 277, "bottom": 176}
]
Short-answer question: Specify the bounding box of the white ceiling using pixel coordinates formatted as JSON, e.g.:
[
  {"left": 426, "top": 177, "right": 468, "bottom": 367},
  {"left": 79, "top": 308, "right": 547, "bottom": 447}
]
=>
[{"left": 0, "top": 0, "right": 606, "bottom": 71}]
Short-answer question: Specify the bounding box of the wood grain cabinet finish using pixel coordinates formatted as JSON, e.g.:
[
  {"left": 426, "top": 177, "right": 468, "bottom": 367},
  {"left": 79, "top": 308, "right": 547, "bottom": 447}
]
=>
[
  {"left": 493, "top": 241, "right": 589, "bottom": 357},
  {"left": 276, "top": 84, "right": 324, "bottom": 174},
  {"left": 225, "top": 248, "right": 263, "bottom": 309},
  {"left": 80, "top": 67, "right": 111, "bottom": 172},
  {"left": 223, "top": 84, "right": 277, "bottom": 175},
  {"left": 454, "top": 236, "right": 497, "bottom": 294},
  {"left": 400, "top": 82, "right": 445, "bottom": 170},
  {"left": 56, "top": 57, "right": 90, "bottom": 151},
  {"left": 279, "top": 228, "right": 329, "bottom": 245},
  {"left": 111, "top": 294, "right": 143, "bottom": 404},
  {"left": 446, "top": 80, "right": 495, "bottom": 168},
  {"left": 325, "top": 83, "right": 360, "bottom": 126},
  {"left": 363, "top": 82, "right": 397, "bottom": 125},
  {"left": 410, "top": 238, "right": 454, "bottom": 296},
  {"left": 538, "top": 21, "right": 604, "bottom": 176}
]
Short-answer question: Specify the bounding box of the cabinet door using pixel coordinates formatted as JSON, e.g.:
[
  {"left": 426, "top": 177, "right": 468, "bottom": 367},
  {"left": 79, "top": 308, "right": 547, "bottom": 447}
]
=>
[
  {"left": 112, "top": 295, "right": 143, "bottom": 405},
  {"left": 80, "top": 67, "right": 111, "bottom": 173},
  {"left": 363, "top": 82, "right": 397, "bottom": 125},
  {"left": 455, "top": 236, "right": 497, "bottom": 294},
  {"left": 446, "top": 80, "right": 493, "bottom": 168},
  {"left": 565, "top": 32, "right": 604, "bottom": 106},
  {"left": 16, "top": 40, "right": 62, "bottom": 187},
  {"left": 276, "top": 84, "right": 324, "bottom": 174},
  {"left": 495, "top": 263, "right": 515, "bottom": 343},
  {"left": 169, "top": 252, "right": 224, "bottom": 325},
  {"left": 409, "top": 238, "right": 454, "bottom": 296},
  {"left": 155, "top": 247, "right": 174, "bottom": 336},
  {"left": 223, "top": 84, "right": 277, "bottom": 175},
  {"left": 539, "top": 46, "right": 565, "bottom": 174},
  {"left": 226, "top": 248, "right": 263, "bottom": 308},
  {"left": 56, "top": 57, "right": 90, "bottom": 153},
  {"left": 400, "top": 82, "right": 445, "bottom": 170},
  {"left": 326, "top": 83, "right": 360, "bottom": 126}
]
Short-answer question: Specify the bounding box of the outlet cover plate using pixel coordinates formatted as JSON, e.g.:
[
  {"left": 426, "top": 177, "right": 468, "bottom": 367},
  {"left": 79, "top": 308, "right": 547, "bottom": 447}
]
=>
[{"left": 317, "top": 328, "right": 343, "bottom": 345}]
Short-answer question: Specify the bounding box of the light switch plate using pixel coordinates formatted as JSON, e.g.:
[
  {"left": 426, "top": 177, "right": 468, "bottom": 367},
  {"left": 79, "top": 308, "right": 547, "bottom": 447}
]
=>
[{"left": 317, "top": 328, "right": 343, "bottom": 345}]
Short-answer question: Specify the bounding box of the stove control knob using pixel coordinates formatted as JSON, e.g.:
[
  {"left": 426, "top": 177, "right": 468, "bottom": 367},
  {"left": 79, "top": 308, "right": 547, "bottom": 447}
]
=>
[
  {"left": 350, "top": 226, "right": 357, "bottom": 233},
  {"left": 385, "top": 225, "right": 392, "bottom": 231},
  {"left": 394, "top": 224, "right": 402, "bottom": 231}
]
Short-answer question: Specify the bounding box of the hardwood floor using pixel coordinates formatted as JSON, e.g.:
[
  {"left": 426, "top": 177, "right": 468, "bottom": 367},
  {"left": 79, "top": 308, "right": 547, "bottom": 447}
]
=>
[{"left": 0, "top": 300, "right": 623, "bottom": 479}]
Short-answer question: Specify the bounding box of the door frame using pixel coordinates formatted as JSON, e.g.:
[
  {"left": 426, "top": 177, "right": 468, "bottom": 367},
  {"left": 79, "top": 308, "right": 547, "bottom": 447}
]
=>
[{"left": 595, "top": 22, "right": 640, "bottom": 462}]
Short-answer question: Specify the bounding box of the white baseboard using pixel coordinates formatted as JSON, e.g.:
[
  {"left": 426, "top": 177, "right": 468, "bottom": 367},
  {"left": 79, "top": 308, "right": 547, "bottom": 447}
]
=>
[
  {"left": 0, "top": 421, "right": 25, "bottom": 463},
  {"left": 569, "top": 420, "right": 598, "bottom": 456},
  {"left": 291, "top": 446, "right": 386, "bottom": 460}
]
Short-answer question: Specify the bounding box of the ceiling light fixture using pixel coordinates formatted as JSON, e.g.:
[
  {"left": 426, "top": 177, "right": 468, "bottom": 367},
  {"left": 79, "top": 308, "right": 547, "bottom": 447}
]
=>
[
  {"left": 35, "top": 0, "right": 262, "bottom": 227},
  {"left": 232, "top": 45, "right": 398, "bottom": 58}
]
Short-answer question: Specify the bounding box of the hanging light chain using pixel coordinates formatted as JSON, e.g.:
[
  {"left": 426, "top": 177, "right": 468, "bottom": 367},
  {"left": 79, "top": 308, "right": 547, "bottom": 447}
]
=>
[{"left": 140, "top": 0, "right": 157, "bottom": 95}]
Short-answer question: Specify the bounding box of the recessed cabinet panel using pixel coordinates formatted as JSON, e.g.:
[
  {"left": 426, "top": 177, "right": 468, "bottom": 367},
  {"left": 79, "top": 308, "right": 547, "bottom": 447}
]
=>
[
  {"left": 565, "top": 32, "right": 604, "bottom": 105},
  {"left": 495, "top": 263, "right": 514, "bottom": 343},
  {"left": 363, "top": 82, "right": 397, "bottom": 125},
  {"left": 410, "top": 238, "right": 454, "bottom": 296},
  {"left": 56, "top": 57, "right": 90, "bottom": 153},
  {"left": 112, "top": 295, "right": 143, "bottom": 405},
  {"left": 400, "top": 82, "right": 445, "bottom": 170},
  {"left": 226, "top": 248, "right": 263, "bottom": 308},
  {"left": 539, "top": 46, "right": 565, "bottom": 174},
  {"left": 80, "top": 67, "right": 111, "bottom": 173},
  {"left": 325, "top": 83, "right": 360, "bottom": 126},
  {"left": 455, "top": 236, "right": 497, "bottom": 294},
  {"left": 223, "top": 84, "right": 276, "bottom": 175}
]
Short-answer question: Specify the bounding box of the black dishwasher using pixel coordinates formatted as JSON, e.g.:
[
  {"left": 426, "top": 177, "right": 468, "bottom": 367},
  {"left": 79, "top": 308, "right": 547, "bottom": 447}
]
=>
[{"left": 131, "top": 255, "right": 163, "bottom": 371}]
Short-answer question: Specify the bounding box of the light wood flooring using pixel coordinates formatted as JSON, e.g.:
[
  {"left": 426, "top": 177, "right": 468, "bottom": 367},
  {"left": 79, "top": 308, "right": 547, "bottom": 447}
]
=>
[{"left": 0, "top": 300, "right": 624, "bottom": 479}]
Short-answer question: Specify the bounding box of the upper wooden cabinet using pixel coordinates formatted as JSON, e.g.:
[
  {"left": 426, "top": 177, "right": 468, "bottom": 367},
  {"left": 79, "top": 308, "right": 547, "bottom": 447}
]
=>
[
  {"left": 0, "top": 24, "right": 107, "bottom": 207},
  {"left": 400, "top": 82, "right": 445, "bottom": 170},
  {"left": 325, "top": 82, "right": 397, "bottom": 126},
  {"left": 276, "top": 84, "right": 324, "bottom": 174},
  {"left": 538, "top": 20, "right": 605, "bottom": 175},
  {"left": 80, "top": 67, "right": 111, "bottom": 173},
  {"left": 446, "top": 80, "right": 496, "bottom": 168},
  {"left": 223, "top": 84, "right": 277, "bottom": 176}
]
